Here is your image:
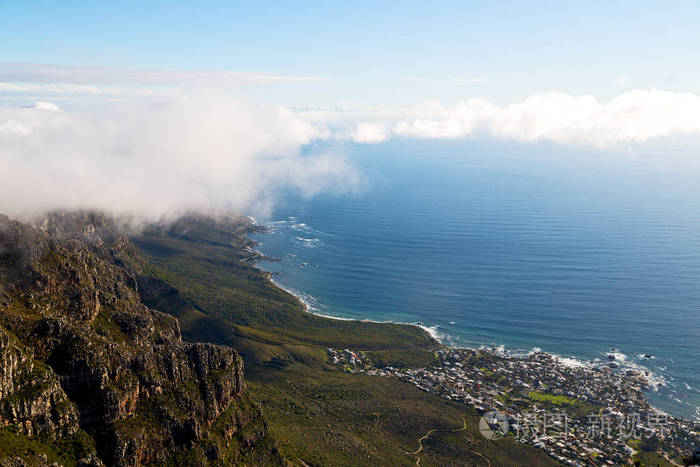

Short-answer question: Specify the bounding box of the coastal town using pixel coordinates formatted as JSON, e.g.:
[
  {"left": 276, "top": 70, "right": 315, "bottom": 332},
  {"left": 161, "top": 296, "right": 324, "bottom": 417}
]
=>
[{"left": 328, "top": 347, "right": 699, "bottom": 465}]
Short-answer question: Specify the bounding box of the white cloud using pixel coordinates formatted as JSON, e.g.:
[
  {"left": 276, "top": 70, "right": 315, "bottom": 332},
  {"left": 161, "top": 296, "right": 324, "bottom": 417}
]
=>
[
  {"left": 32, "top": 101, "right": 61, "bottom": 112},
  {"left": 354, "top": 89, "right": 700, "bottom": 148},
  {"left": 3, "top": 87, "right": 699, "bottom": 222},
  {"left": 351, "top": 122, "right": 388, "bottom": 143},
  {"left": 0, "top": 119, "right": 32, "bottom": 135},
  {"left": 0, "top": 62, "right": 327, "bottom": 85},
  {"left": 0, "top": 94, "right": 356, "bottom": 221}
]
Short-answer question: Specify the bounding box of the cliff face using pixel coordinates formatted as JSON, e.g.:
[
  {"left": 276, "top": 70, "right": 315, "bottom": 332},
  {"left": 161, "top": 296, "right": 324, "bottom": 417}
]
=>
[{"left": 0, "top": 213, "right": 281, "bottom": 466}]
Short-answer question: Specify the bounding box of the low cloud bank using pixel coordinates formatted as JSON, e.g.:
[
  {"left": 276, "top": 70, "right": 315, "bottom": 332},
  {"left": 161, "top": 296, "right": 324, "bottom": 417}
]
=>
[
  {"left": 348, "top": 89, "right": 700, "bottom": 147},
  {"left": 2, "top": 88, "right": 700, "bottom": 221},
  {"left": 0, "top": 94, "right": 356, "bottom": 221}
]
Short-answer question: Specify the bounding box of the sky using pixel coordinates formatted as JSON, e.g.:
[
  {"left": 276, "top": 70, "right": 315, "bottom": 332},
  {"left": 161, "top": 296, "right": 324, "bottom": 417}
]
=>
[
  {"left": 1, "top": 1, "right": 700, "bottom": 219},
  {"left": 2, "top": 1, "right": 700, "bottom": 106}
]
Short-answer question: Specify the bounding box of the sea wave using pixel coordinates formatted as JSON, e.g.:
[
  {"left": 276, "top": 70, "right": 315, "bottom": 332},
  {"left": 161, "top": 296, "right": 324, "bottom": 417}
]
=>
[
  {"left": 416, "top": 324, "right": 451, "bottom": 343},
  {"left": 289, "top": 218, "right": 337, "bottom": 238},
  {"left": 600, "top": 351, "right": 668, "bottom": 392},
  {"left": 555, "top": 356, "right": 592, "bottom": 369},
  {"left": 266, "top": 277, "right": 323, "bottom": 313},
  {"left": 293, "top": 236, "right": 321, "bottom": 248}
]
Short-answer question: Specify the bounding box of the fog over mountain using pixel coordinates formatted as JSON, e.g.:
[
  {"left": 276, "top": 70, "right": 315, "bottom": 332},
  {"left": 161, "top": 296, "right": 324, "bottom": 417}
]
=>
[
  {"left": 3, "top": 86, "right": 700, "bottom": 222},
  {"left": 0, "top": 93, "right": 357, "bottom": 221}
]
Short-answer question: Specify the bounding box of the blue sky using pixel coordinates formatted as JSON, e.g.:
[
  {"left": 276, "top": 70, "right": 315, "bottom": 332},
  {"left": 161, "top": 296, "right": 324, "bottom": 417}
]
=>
[
  {"left": 2, "top": 1, "right": 700, "bottom": 106},
  {"left": 2, "top": 2, "right": 700, "bottom": 220}
]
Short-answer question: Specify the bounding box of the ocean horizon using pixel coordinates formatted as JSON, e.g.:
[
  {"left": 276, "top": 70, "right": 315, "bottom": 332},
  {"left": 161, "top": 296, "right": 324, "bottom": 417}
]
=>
[{"left": 252, "top": 140, "right": 700, "bottom": 422}]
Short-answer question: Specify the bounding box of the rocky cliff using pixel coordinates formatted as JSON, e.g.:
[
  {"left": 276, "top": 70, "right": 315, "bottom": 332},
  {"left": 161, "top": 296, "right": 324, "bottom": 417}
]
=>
[{"left": 0, "top": 212, "right": 282, "bottom": 466}]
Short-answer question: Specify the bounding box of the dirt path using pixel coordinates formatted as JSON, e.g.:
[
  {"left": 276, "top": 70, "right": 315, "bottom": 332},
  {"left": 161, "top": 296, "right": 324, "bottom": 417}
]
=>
[
  {"left": 453, "top": 415, "right": 467, "bottom": 432},
  {"left": 409, "top": 415, "right": 490, "bottom": 466},
  {"left": 470, "top": 450, "right": 492, "bottom": 467},
  {"left": 412, "top": 429, "right": 438, "bottom": 455}
]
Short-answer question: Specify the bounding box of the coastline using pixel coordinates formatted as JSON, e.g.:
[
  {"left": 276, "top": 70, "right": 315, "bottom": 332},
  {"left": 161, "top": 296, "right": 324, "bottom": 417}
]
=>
[
  {"left": 260, "top": 265, "right": 441, "bottom": 343},
  {"left": 247, "top": 224, "right": 699, "bottom": 425},
  {"left": 244, "top": 222, "right": 698, "bottom": 463},
  {"left": 247, "top": 222, "right": 445, "bottom": 346},
  {"left": 264, "top": 265, "right": 659, "bottom": 383},
  {"left": 259, "top": 261, "right": 699, "bottom": 462}
]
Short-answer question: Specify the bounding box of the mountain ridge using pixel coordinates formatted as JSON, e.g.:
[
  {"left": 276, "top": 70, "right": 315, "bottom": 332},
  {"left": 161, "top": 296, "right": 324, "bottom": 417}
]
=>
[
  {"left": 0, "top": 212, "right": 282, "bottom": 466},
  {"left": 1, "top": 210, "right": 564, "bottom": 466}
]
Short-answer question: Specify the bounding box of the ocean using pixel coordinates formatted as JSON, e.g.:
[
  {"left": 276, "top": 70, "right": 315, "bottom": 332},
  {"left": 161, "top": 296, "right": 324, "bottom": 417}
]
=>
[{"left": 250, "top": 140, "right": 700, "bottom": 421}]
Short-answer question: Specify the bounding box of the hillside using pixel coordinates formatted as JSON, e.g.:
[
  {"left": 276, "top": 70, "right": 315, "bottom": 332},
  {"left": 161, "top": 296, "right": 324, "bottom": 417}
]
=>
[
  {"left": 0, "top": 213, "right": 282, "bottom": 466},
  {"left": 132, "top": 214, "right": 560, "bottom": 466},
  {"left": 0, "top": 211, "right": 561, "bottom": 466}
]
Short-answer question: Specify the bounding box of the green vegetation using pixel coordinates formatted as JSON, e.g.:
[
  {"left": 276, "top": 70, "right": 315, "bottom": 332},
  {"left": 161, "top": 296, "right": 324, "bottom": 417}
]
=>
[
  {"left": 132, "top": 217, "right": 559, "bottom": 466},
  {"left": 0, "top": 427, "right": 95, "bottom": 467},
  {"left": 632, "top": 451, "right": 673, "bottom": 467},
  {"left": 629, "top": 436, "right": 674, "bottom": 466},
  {"left": 246, "top": 359, "right": 557, "bottom": 466},
  {"left": 1, "top": 213, "right": 282, "bottom": 465},
  {"left": 2, "top": 213, "right": 689, "bottom": 465},
  {"left": 133, "top": 221, "right": 438, "bottom": 358},
  {"left": 92, "top": 308, "right": 129, "bottom": 343},
  {"left": 528, "top": 391, "right": 579, "bottom": 406},
  {"left": 527, "top": 391, "right": 600, "bottom": 418}
]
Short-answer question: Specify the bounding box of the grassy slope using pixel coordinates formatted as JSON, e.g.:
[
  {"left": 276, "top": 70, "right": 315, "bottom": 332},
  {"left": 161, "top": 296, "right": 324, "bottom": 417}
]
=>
[
  {"left": 132, "top": 219, "right": 559, "bottom": 466},
  {"left": 0, "top": 428, "right": 95, "bottom": 467}
]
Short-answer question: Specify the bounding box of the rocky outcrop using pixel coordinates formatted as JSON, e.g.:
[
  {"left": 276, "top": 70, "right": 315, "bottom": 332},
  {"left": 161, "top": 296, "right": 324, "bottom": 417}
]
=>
[
  {"left": 0, "top": 326, "right": 80, "bottom": 439},
  {"left": 0, "top": 212, "right": 282, "bottom": 466}
]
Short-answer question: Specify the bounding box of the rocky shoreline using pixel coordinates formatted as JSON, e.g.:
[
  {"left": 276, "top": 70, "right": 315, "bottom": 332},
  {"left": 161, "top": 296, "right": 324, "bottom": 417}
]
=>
[{"left": 250, "top": 218, "right": 699, "bottom": 464}]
